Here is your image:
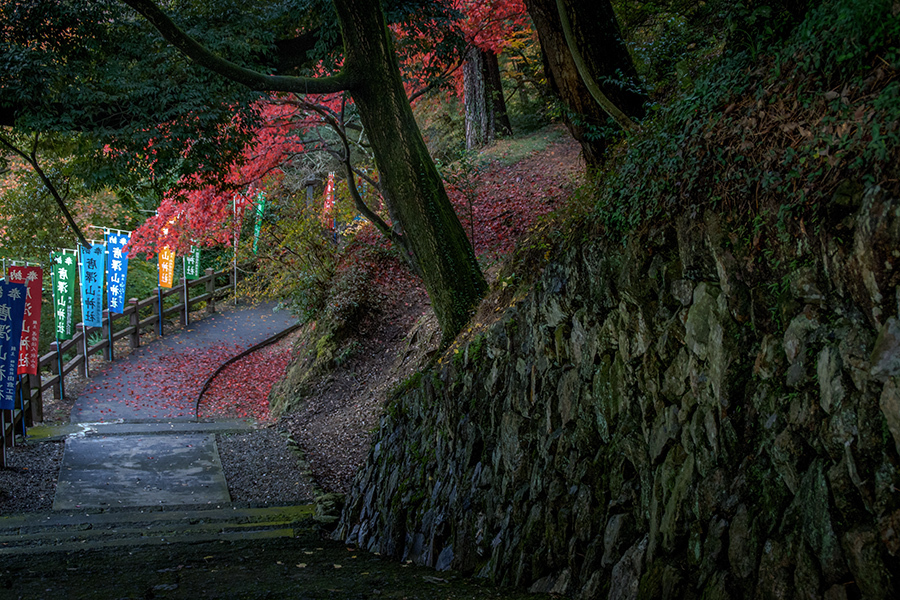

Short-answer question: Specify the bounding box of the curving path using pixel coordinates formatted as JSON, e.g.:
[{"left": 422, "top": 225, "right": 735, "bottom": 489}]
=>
[
  {"left": 47, "top": 302, "right": 298, "bottom": 510},
  {"left": 71, "top": 302, "right": 297, "bottom": 423}
]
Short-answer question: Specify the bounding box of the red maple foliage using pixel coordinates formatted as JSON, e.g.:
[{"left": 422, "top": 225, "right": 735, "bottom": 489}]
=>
[
  {"left": 128, "top": 99, "right": 308, "bottom": 256},
  {"left": 444, "top": 132, "right": 582, "bottom": 259},
  {"left": 455, "top": 0, "right": 528, "bottom": 53}
]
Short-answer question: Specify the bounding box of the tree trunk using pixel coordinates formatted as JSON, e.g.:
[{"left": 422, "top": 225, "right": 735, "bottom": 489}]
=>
[
  {"left": 484, "top": 50, "right": 513, "bottom": 139},
  {"left": 464, "top": 47, "right": 512, "bottom": 151},
  {"left": 524, "top": 0, "right": 646, "bottom": 166},
  {"left": 335, "top": 0, "right": 488, "bottom": 342},
  {"left": 464, "top": 47, "right": 489, "bottom": 150}
]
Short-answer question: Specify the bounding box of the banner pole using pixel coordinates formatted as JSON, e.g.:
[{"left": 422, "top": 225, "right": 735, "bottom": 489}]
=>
[
  {"left": 17, "top": 375, "right": 25, "bottom": 438},
  {"left": 158, "top": 287, "right": 163, "bottom": 337},
  {"left": 55, "top": 335, "right": 64, "bottom": 401},
  {"left": 234, "top": 195, "right": 238, "bottom": 307},
  {"left": 182, "top": 257, "right": 189, "bottom": 327},
  {"left": 106, "top": 310, "right": 113, "bottom": 361},
  {"left": 78, "top": 246, "right": 89, "bottom": 379},
  {"left": 1, "top": 410, "right": 5, "bottom": 466}
]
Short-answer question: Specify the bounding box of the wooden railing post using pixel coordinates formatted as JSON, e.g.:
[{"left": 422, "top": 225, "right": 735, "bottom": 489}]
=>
[
  {"left": 2, "top": 409, "right": 12, "bottom": 447},
  {"left": 103, "top": 309, "right": 114, "bottom": 361},
  {"left": 28, "top": 373, "right": 42, "bottom": 424},
  {"left": 128, "top": 298, "right": 141, "bottom": 348},
  {"left": 50, "top": 341, "right": 64, "bottom": 400},
  {"left": 157, "top": 288, "right": 164, "bottom": 338},
  {"left": 76, "top": 323, "right": 89, "bottom": 378},
  {"left": 21, "top": 376, "right": 33, "bottom": 428},
  {"left": 180, "top": 278, "right": 188, "bottom": 328},
  {"left": 205, "top": 268, "right": 216, "bottom": 314}
]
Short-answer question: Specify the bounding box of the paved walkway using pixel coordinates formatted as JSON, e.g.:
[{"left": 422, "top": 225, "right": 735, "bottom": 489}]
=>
[
  {"left": 72, "top": 302, "right": 297, "bottom": 423},
  {"left": 38, "top": 302, "right": 298, "bottom": 510}
]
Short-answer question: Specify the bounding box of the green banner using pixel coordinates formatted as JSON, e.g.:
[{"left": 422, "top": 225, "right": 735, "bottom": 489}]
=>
[
  {"left": 184, "top": 246, "right": 201, "bottom": 280},
  {"left": 252, "top": 192, "right": 266, "bottom": 254},
  {"left": 51, "top": 252, "right": 77, "bottom": 340}
]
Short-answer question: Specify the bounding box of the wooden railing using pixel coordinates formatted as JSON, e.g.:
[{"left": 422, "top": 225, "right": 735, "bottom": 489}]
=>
[{"left": 2, "top": 268, "right": 235, "bottom": 462}]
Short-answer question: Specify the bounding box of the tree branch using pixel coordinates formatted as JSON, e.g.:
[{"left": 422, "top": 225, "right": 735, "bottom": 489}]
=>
[
  {"left": 0, "top": 132, "right": 90, "bottom": 247},
  {"left": 120, "top": 0, "right": 357, "bottom": 94},
  {"left": 299, "top": 100, "right": 422, "bottom": 277}
]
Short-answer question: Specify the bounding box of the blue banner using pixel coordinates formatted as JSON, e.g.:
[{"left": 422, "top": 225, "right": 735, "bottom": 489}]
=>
[
  {"left": 0, "top": 280, "right": 27, "bottom": 410},
  {"left": 106, "top": 233, "right": 130, "bottom": 314},
  {"left": 79, "top": 243, "right": 105, "bottom": 328}
]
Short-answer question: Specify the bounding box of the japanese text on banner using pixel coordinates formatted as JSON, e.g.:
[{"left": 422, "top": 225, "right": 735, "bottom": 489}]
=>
[
  {"left": 252, "top": 192, "right": 266, "bottom": 254},
  {"left": 0, "top": 280, "right": 27, "bottom": 410},
  {"left": 184, "top": 246, "right": 201, "bottom": 280},
  {"left": 51, "top": 252, "right": 76, "bottom": 340},
  {"left": 159, "top": 247, "right": 176, "bottom": 288},
  {"left": 80, "top": 243, "right": 105, "bottom": 328},
  {"left": 6, "top": 266, "right": 42, "bottom": 376},
  {"left": 106, "top": 233, "right": 130, "bottom": 314}
]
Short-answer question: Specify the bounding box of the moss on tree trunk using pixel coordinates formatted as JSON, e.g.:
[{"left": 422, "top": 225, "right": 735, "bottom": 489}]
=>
[
  {"left": 335, "top": 0, "right": 488, "bottom": 343},
  {"left": 524, "top": 0, "right": 646, "bottom": 164}
]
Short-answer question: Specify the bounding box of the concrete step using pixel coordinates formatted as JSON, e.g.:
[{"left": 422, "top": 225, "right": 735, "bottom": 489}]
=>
[
  {"left": 26, "top": 419, "right": 257, "bottom": 442},
  {"left": 0, "top": 504, "right": 314, "bottom": 555}
]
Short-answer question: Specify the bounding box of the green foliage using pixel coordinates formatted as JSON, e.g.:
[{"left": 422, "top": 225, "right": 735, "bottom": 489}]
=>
[
  {"left": 0, "top": 132, "right": 140, "bottom": 261},
  {"left": 239, "top": 193, "right": 337, "bottom": 323},
  {"left": 1, "top": 0, "right": 263, "bottom": 189},
  {"left": 125, "top": 259, "right": 163, "bottom": 303},
  {"left": 501, "top": 31, "right": 555, "bottom": 134},
  {"left": 391, "top": 372, "right": 424, "bottom": 400},
  {"left": 589, "top": 0, "right": 899, "bottom": 240},
  {"left": 613, "top": 0, "right": 730, "bottom": 97},
  {"left": 416, "top": 93, "right": 467, "bottom": 164},
  {"left": 628, "top": 11, "right": 718, "bottom": 93}
]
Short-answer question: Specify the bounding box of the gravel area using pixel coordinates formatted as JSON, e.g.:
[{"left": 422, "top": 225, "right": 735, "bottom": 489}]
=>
[
  {"left": 0, "top": 441, "right": 65, "bottom": 513},
  {"left": 216, "top": 427, "right": 317, "bottom": 505},
  {"left": 0, "top": 427, "right": 316, "bottom": 515}
]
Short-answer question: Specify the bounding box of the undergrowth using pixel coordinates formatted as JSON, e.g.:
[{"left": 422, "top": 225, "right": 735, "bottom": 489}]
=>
[
  {"left": 494, "top": 0, "right": 898, "bottom": 309},
  {"left": 592, "top": 0, "right": 898, "bottom": 239}
]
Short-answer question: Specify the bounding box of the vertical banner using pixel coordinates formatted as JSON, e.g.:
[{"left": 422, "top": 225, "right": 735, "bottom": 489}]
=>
[
  {"left": 51, "top": 252, "right": 76, "bottom": 340},
  {"left": 106, "top": 232, "right": 130, "bottom": 314},
  {"left": 322, "top": 172, "right": 335, "bottom": 226},
  {"left": 252, "top": 192, "right": 267, "bottom": 254},
  {"left": 158, "top": 247, "right": 176, "bottom": 288},
  {"left": 184, "top": 246, "right": 201, "bottom": 280},
  {"left": 6, "top": 267, "right": 42, "bottom": 376},
  {"left": 79, "top": 243, "right": 105, "bottom": 328},
  {"left": 0, "top": 280, "right": 27, "bottom": 410}
]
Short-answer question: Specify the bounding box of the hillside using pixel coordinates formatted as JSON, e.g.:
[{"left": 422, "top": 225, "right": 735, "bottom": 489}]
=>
[
  {"left": 270, "top": 126, "right": 583, "bottom": 493},
  {"left": 313, "top": 1, "right": 900, "bottom": 598}
]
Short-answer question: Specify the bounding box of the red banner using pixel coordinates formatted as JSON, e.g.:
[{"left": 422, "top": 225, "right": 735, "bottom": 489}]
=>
[
  {"left": 322, "top": 172, "right": 335, "bottom": 226},
  {"left": 6, "top": 266, "right": 43, "bottom": 375}
]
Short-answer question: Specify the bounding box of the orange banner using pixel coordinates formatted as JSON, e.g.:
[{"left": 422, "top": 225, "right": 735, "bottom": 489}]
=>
[{"left": 158, "top": 247, "right": 176, "bottom": 288}]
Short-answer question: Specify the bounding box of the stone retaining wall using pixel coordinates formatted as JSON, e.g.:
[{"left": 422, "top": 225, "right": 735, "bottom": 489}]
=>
[{"left": 336, "top": 185, "right": 900, "bottom": 599}]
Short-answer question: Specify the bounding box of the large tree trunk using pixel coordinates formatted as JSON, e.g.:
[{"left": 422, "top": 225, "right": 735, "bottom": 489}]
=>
[
  {"left": 524, "top": 0, "right": 646, "bottom": 166},
  {"left": 335, "top": 0, "right": 488, "bottom": 342},
  {"left": 464, "top": 48, "right": 512, "bottom": 150}
]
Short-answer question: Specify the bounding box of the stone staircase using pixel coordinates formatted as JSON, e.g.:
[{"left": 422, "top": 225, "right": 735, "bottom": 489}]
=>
[{"left": 0, "top": 504, "right": 314, "bottom": 556}]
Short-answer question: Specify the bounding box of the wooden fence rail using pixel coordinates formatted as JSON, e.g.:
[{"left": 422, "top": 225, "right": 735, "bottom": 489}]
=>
[{"left": 2, "top": 268, "right": 235, "bottom": 465}]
